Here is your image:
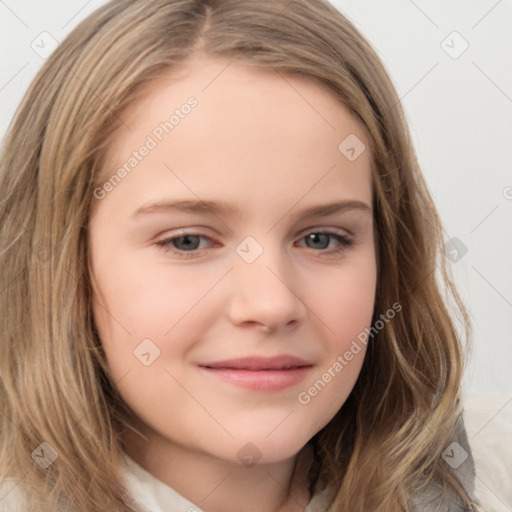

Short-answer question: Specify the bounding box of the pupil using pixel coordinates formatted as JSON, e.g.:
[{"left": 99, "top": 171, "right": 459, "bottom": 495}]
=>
[
  {"left": 175, "top": 235, "right": 199, "bottom": 250},
  {"left": 308, "top": 233, "right": 328, "bottom": 249}
]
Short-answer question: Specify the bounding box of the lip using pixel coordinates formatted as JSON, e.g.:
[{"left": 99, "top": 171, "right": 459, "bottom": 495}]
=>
[{"left": 198, "top": 355, "right": 313, "bottom": 392}]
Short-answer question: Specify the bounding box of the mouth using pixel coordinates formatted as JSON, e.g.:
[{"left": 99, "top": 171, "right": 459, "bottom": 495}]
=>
[{"left": 198, "top": 355, "right": 313, "bottom": 391}]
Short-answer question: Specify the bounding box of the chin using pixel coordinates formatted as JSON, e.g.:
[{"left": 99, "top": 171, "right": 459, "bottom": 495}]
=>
[{"left": 223, "top": 433, "right": 311, "bottom": 467}]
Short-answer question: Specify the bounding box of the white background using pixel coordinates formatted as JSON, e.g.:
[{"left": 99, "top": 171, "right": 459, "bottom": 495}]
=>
[{"left": 1, "top": 1, "right": 511, "bottom": 393}]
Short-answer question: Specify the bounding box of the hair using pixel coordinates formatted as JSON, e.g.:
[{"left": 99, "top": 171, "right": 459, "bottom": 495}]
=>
[{"left": 0, "top": 0, "right": 478, "bottom": 511}]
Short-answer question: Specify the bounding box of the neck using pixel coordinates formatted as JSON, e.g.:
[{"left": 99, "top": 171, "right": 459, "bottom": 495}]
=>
[{"left": 121, "top": 428, "right": 313, "bottom": 512}]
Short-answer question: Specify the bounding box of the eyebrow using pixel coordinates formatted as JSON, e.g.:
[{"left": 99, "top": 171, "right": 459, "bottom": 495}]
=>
[
  {"left": 131, "top": 199, "right": 371, "bottom": 219},
  {"left": 131, "top": 199, "right": 372, "bottom": 218}
]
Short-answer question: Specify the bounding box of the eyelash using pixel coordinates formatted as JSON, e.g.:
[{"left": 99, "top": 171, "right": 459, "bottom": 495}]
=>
[{"left": 154, "top": 229, "right": 353, "bottom": 259}]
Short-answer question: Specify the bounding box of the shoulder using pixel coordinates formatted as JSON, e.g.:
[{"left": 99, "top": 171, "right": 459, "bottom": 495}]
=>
[
  {"left": 409, "top": 393, "right": 512, "bottom": 512},
  {"left": 463, "top": 392, "right": 512, "bottom": 511},
  {"left": 0, "top": 478, "right": 28, "bottom": 512},
  {"left": 304, "top": 413, "right": 478, "bottom": 512},
  {"left": 409, "top": 410, "right": 476, "bottom": 512}
]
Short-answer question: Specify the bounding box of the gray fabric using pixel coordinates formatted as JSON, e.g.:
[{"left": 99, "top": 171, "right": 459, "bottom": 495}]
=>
[
  {"left": 311, "top": 412, "right": 478, "bottom": 512},
  {"left": 408, "top": 413, "right": 477, "bottom": 511}
]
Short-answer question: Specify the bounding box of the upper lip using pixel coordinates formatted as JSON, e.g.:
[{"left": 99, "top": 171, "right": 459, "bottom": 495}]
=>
[{"left": 199, "top": 355, "right": 313, "bottom": 371}]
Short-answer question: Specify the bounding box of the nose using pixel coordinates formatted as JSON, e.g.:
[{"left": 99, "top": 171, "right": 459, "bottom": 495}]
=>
[{"left": 226, "top": 243, "right": 307, "bottom": 333}]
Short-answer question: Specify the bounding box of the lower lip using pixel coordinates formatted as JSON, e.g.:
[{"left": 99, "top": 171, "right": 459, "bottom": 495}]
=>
[{"left": 199, "top": 366, "right": 312, "bottom": 391}]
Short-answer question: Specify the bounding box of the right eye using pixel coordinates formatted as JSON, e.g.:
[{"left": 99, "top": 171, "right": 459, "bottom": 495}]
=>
[{"left": 155, "top": 232, "right": 217, "bottom": 258}]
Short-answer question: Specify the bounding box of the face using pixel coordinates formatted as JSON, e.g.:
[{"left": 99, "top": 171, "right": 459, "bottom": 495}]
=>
[{"left": 89, "top": 55, "right": 377, "bottom": 466}]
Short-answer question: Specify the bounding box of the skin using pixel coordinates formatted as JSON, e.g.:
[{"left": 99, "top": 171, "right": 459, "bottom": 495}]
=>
[{"left": 89, "top": 55, "right": 377, "bottom": 512}]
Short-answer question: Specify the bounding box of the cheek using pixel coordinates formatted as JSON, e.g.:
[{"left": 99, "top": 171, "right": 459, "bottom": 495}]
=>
[
  {"left": 90, "top": 255, "right": 224, "bottom": 387},
  {"left": 294, "top": 255, "right": 376, "bottom": 430},
  {"left": 92, "top": 252, "right": 217, "bottom": 336},
  {"left": 309, "top": 252, "right": 377, "bottom": 346}
]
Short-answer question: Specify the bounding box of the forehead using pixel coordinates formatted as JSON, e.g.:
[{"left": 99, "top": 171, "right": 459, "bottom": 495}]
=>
[
  {"left": 95, "top": 55, "right": 372, "bottom": 219},
  {"left": 106, "top": 55, "right": 369, "bottom": 157}
]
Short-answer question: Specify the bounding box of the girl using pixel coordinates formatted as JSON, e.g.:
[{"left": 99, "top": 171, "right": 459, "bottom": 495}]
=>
[{"left": 0, "top": 1, "right": 479, "bottom": 511}]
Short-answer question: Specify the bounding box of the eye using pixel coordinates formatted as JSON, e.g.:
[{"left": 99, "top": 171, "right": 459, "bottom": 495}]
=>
[
  {"left": 297, "top": 230, "right": 353, "bottom": 255},
  {"left": 155, "top": 233, "right": 214, "bottom": 258}
]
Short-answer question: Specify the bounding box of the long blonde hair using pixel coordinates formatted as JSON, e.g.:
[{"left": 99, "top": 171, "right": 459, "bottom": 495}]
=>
[{"left": 0, "top": 1, "right": 477, "bottom": 510}]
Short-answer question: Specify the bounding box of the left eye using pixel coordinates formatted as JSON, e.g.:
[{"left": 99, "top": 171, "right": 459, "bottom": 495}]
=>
[
  {"left": 155, "top": 230, "right": 352, "bottom": 258},
  {"left": 160, "top": 234, "right": 206, "bottom": 252},
  {"left": 299, "top": 232, "right": 350, "bottom": 251}
]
